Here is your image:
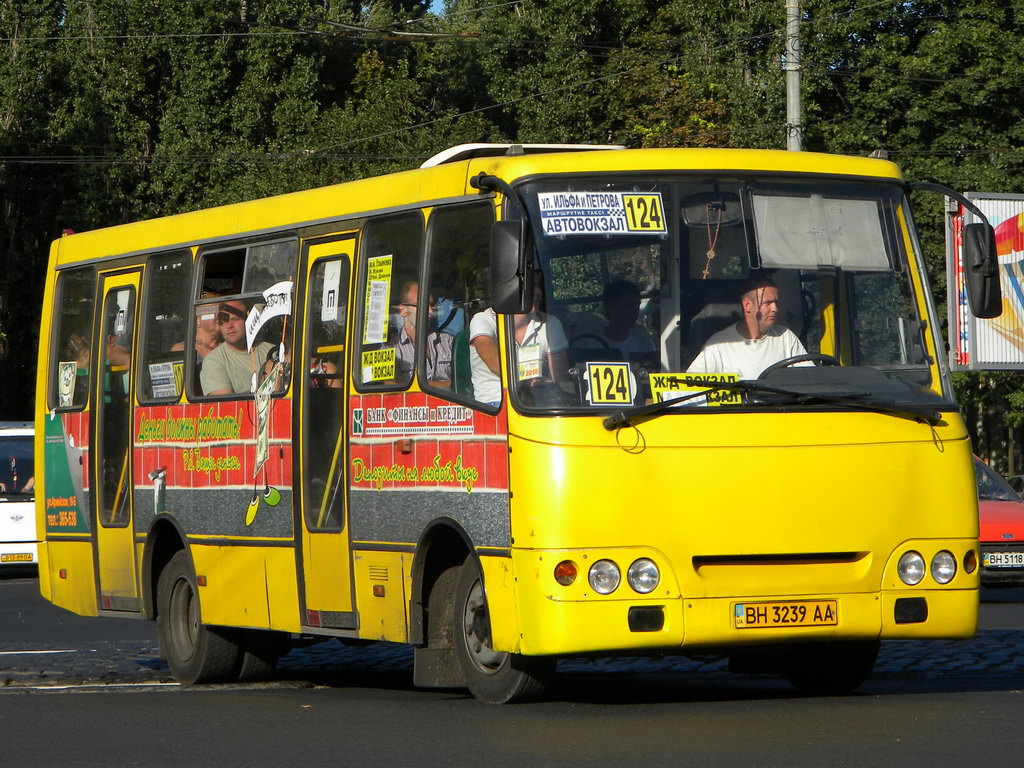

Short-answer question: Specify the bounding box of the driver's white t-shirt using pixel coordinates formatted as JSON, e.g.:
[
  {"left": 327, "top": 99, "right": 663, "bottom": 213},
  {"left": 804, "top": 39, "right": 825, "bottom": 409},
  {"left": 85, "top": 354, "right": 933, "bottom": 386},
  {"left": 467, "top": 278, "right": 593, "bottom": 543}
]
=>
[{"left": 687, "top": 324, "right": 807, "bottom": 380}]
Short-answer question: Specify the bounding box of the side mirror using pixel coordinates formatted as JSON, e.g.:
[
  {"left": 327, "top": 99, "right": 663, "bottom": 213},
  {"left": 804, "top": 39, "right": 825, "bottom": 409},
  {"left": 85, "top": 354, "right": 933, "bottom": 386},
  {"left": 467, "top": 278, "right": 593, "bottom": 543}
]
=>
[
  {"left": 489, "top": 221, "right": 532, "bottom": 314},
  {"left": 962, "top": 222, "right": 1002, "bottom": 319}
]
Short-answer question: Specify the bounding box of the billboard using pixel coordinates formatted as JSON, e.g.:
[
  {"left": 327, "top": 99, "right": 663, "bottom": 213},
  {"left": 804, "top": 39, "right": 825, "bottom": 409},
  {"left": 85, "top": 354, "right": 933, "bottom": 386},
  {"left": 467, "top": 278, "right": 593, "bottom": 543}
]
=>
[{"left": 947, "top": 193, "right": 1024, "bottom": 370}]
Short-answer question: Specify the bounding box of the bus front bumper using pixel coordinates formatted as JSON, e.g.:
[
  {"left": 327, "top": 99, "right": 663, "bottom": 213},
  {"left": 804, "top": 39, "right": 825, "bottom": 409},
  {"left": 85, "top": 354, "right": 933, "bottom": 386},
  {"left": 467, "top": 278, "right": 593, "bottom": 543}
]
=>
[{"left": 512, "top": 587, "right": 977, "bottom": 656}]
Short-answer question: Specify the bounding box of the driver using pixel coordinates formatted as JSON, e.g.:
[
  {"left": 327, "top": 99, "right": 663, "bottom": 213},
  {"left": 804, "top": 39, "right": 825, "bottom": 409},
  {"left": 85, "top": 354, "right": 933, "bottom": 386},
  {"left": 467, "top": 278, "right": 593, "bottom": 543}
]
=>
[{"left": 687, "top": 275, "right": 807, "bottom": 380}]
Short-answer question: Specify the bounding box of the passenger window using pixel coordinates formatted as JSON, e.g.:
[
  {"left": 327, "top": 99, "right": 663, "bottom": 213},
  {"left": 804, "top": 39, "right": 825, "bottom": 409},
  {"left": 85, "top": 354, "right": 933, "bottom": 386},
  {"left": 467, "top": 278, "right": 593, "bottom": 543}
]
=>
[
  {"left": 191, "top": 240, "right": 297, "bottom": 399},
  {"left": 356, "top": 211, "right": 423, "bottom": 390},
  {"left": 50, "top": 268, "right": 96, "bottom": 410},
  {"left": 423, "top": 202, "right": 496, "bottom": 407},
  {"left": 243, "top": 242, "right": 295, "bottom": 293},
  {"left": 138, "top": 251, "right": 192, "bottom": 403}
]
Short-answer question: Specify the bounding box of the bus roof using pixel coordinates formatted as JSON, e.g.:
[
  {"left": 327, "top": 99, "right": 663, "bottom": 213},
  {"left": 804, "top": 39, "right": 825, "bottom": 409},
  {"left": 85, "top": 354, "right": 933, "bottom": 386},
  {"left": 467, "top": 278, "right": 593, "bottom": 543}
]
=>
[{"left": 51, "top": 146, "right": 903, "bottom": 267}]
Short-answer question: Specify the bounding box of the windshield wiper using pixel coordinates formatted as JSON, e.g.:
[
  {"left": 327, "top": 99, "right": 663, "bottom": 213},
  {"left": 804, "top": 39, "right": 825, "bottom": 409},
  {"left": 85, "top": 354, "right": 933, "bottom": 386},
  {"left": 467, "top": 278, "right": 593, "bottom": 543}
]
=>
[
  {"left": 775, "top": 391, "right": 943, "bottom": 426},
  {"left": 602, "top": 380, "right": 781, "bottom": 430},
  {"left": 602, "top": 380, "right": 943, "bottom": 430}
]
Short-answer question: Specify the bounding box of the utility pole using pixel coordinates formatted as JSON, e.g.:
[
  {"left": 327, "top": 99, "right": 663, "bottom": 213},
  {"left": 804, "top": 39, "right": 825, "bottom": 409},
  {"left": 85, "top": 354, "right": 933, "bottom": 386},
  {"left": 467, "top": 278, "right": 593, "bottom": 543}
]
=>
[{"left": 784, "top": 0, "right": 802, "bottom": 151}]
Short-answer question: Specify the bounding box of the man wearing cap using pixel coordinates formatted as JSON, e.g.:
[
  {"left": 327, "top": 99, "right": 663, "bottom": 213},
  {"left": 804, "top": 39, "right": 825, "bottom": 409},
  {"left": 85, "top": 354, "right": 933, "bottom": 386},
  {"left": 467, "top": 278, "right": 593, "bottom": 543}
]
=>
[{"left": 201, "top": 300, "right": 273, "bottom": 395}]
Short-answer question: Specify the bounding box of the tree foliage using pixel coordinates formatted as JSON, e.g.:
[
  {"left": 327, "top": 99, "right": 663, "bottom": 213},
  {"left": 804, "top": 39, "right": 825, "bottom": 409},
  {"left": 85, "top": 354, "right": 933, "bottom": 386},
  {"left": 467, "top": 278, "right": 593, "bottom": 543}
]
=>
[{"left": 3, "top": 0, "right": 1024, "bottom": 469}]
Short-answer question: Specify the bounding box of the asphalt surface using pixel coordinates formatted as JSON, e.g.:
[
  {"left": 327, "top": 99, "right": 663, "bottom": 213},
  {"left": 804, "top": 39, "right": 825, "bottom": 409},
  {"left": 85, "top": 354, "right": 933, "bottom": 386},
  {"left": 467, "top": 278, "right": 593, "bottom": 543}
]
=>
[
  {"left": 3, "top": 577, "right": 1022, "bottom": 693},
  {"left": 3, "top": 577, "right": 1024, "bottom": 768}
]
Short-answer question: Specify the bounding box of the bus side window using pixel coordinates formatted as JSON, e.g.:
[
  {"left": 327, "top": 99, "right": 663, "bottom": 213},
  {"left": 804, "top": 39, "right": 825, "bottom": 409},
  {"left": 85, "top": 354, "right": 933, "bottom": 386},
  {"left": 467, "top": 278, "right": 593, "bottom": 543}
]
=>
[
  {"left": 191, "top": 241, "right": 297, "bottom": 399},
  {"left": 138, "top": 250, "right": 192, "bottom": 403},
  {"left": 355, "top": 211, "right": 424, "bottom": 391},
  {"left": 244, "top": 241, "right": 297, "bottom": 396},
  {"left": 50, "top": 268, "right": 97, "bottom": 410},
  {"left": 423, "top": 201, "right": 496, "bottom": 408}
]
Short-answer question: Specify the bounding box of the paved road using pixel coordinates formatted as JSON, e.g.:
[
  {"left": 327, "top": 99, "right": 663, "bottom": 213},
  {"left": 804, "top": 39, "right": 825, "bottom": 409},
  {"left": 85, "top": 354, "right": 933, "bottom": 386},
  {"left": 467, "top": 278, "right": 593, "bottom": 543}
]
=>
[
  {"left": 3, "top": 573, "right": 1022, "bottom": 690},
  {"left": 3, "top": 573, "right": 1023, "bottom": 766}
]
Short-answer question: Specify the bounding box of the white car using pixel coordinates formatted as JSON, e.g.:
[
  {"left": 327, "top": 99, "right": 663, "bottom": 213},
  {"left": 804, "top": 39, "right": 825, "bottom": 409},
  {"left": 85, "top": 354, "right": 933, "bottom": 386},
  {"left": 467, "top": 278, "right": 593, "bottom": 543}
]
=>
[{"left": 0, "top": 422, "right": 37, "bottom": 569}]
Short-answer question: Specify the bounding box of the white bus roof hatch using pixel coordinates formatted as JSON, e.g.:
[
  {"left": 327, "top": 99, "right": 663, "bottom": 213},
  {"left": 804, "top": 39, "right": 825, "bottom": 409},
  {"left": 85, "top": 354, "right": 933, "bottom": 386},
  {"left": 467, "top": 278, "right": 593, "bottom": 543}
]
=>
[{"left": 420, "top": 143, "right": 625, "bottom": 168}]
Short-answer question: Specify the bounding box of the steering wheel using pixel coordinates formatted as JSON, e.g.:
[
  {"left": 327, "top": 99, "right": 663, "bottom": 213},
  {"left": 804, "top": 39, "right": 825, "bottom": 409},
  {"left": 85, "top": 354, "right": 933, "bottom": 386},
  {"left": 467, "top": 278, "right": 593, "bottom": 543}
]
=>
[
  {"left": 569, "top": 333, "right": 611, "bottom": 350},
  {"left": 758, "top": 353, "right": 841, "bottom": 379}
]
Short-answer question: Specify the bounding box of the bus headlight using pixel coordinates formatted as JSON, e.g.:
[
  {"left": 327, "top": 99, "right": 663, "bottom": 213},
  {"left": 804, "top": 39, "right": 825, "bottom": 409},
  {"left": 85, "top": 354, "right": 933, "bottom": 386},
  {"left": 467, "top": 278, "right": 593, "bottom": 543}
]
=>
[
  {"left": 898, "top": 551, "right": 925, "bottom": 585},
  {"left": 588, "top": 560, "right": 621, "bottom": 594},
  {"left": 627, "top": 559, "right": 660, "bottom": 594},
  {"left": 931, "top": 551, "right": 957, "bottom": 584}
]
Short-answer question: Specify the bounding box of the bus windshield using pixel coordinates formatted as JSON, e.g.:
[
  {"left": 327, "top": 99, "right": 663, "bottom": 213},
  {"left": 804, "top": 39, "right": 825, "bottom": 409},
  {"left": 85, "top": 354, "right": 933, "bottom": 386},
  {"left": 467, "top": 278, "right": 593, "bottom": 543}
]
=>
[{"left": 512, "top": 175, "right": 947, "bottom": 414}]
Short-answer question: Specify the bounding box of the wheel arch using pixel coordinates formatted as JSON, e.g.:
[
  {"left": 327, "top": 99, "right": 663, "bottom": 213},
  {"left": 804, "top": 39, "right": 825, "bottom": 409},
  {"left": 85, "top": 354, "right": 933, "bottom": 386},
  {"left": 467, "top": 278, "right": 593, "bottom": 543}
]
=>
[
  {"left": 141, "top": 514, "right": 190, "bottom": 620},
  {"left": 409, "top": 517, "right": 477, "bottom": 646}
]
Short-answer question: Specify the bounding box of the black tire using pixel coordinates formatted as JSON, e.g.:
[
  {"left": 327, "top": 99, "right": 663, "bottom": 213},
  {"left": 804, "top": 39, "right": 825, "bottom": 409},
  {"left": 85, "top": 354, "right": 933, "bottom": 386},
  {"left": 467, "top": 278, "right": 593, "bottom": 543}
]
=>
[
  {"left": 156, "top": 550, "right": 240, "bottom": 684},
  {"left": 453, "top": 555, "right": 554, "bottom": 704},
  {"left": 234, "top": 629, "right": 289, "bottom": 682},
  {"left": 782, "top": 640, "right": 880, "bottom": 695}
]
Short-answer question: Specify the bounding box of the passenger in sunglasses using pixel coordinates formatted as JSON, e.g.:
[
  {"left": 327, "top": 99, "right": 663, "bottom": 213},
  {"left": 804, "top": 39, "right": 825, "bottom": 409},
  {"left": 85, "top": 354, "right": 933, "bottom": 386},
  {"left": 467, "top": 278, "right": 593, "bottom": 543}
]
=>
[{"left": 200, "top": 300, "right": 273, "bottom": 395}]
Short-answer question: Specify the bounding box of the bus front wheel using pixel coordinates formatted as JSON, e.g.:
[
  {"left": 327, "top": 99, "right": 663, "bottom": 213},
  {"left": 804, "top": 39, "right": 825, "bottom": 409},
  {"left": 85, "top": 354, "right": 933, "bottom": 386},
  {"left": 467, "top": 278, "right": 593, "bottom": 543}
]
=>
[
  {"left": 782, "top": 640, "right": 879, "bottom": 695},
  {"left": 452, "top": 555, "right": 554, "bottom": 704},
  {"left": 156, "top": 550, "right": 240, "bottom": 684}
]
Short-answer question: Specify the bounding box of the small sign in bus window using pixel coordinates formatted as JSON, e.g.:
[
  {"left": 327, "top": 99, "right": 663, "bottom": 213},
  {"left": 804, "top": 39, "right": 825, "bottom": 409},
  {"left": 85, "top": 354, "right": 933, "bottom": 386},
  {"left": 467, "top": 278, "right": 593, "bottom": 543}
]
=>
[
  {"left": 585, "top": 362, "right": 635, "bottom": 405},
  {"left": 538, "top": 192, "right": 666, "bottom": 237},
  {"left": 649, "top": 372, "right": 741, "bottom": 407},
  {"left": 363, "top": 255, "right": 393, "bottom": 344}
]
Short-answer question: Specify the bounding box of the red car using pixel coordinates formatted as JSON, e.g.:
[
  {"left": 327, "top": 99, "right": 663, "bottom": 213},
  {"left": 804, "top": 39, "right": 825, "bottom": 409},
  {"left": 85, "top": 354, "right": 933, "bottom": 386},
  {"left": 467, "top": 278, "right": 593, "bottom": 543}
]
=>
[{"left": 975, "top": 457, "right": 1024, "bottom": 587}]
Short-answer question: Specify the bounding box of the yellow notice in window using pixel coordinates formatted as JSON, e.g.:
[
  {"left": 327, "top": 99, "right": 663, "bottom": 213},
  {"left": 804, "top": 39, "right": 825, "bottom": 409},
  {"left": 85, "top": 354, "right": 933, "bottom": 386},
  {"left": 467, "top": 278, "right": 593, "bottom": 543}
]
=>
[
  {"left": 172, "top": 361, "right": 184, "bottom": 396},
  {"left": 361, "top": 347, "right": 396, "bottom": 383},
  {"left": 363, "top": 255, "right": 393, "bottom": 344},
  {"left": 649, "top": 372, "right": 741, "bottom": 406}
]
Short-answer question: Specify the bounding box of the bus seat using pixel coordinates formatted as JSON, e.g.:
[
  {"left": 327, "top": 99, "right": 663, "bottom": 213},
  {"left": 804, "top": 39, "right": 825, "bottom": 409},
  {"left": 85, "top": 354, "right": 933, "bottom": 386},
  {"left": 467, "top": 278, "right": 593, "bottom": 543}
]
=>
[
  {"left": 688, "top": 279, "right": 745, "bottom": 350},
  {"left": 771, "top": 269, "right": 804, "bottom": 339},
  {"left": 688, "top": 303, "right": 741, "bottom": 351},
  {"left": 452, "top": 329, "right": 473, "bottom": 397}
]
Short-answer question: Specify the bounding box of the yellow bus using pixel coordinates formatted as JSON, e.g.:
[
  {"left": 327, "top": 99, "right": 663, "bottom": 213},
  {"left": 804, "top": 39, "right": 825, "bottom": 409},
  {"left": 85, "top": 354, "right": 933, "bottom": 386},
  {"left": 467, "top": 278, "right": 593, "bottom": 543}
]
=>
[{"left": 36, "top": 144, "right": 1000, "bottom": 702}]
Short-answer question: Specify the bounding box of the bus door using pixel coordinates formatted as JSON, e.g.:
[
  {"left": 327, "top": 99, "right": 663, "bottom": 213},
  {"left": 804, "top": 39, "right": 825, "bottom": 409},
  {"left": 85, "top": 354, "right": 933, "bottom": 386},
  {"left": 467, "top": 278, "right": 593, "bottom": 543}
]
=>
[
  {"left": 296, "top": 238, "right": 356, "bottom": 630},
  {"left": 91, "top": 271, "right": 141, "bottom": 612}
]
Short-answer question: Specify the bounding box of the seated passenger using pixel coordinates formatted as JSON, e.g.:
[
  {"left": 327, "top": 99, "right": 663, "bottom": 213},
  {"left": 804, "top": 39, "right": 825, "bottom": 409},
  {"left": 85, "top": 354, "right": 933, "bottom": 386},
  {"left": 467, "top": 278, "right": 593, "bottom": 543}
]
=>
[
  {"left": 390, "top": 281, "right": 453, "bottom": 387},
  {"left": 309, "top": 356, "right": 342, "bottom": 389},
  {"left": 201, "top": 300, "right": 273, "bottom": 395},
  {"left": 598, "top": 280, "right": 657, "bottom": 364},
  {"left": 470, "top": 274, "right": 568, "bottom": 406},
  {"left": 172, "top": 299, "right": 223, "bottom": 362},
  {"left": 687, "top": 275, "right": 807, "bottom": 380}
]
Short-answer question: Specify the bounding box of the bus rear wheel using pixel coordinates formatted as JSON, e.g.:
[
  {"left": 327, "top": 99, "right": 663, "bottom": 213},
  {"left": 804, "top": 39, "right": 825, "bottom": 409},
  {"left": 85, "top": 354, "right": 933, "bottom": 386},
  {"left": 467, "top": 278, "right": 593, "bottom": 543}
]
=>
[
  {"left": 233, "top": 629, "right": 289, "bottom": 682},
  {"left": 452, "top": 555, "right": 554, "bottom": 704},
  {"left": 782, "top": 639, "right": 880, "bottom": 695},
  {"left": 156, "top": 550, "right": 240, "bottom": 684}
]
